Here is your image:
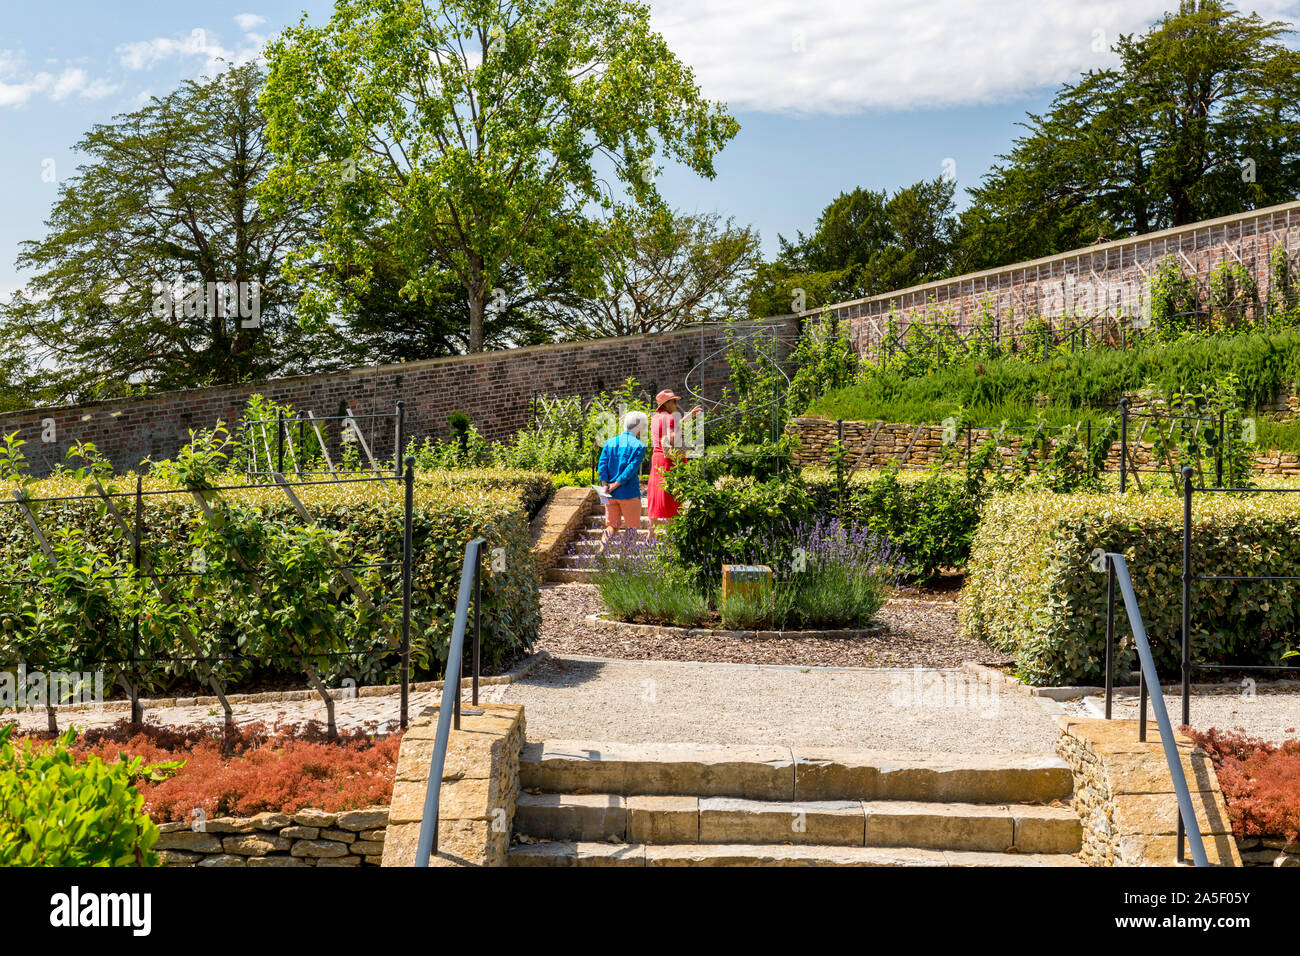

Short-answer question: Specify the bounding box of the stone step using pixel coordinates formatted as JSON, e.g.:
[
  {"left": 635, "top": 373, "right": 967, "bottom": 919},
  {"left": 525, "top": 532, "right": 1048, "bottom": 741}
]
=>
[
  {"left": 507, "top": 841, "right": 1084, "bottom": 867},
  {"left": 513, "top": 793, "right": 1080, "bottom": 853},
  {"left": 544, "top": 568, "right": 597, "bottom": 583},
  {"left": 520, "top": 741, "right": 1075, "bottom": 804}
]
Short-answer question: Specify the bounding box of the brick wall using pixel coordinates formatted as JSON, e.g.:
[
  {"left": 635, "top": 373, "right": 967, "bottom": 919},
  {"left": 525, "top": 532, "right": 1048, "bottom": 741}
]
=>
[
  {"left": 803, "top": 201, "right": 1300, "bottom": 353},
  {"left": 1, "top": 318, "right": 796, "bottom": 476}
]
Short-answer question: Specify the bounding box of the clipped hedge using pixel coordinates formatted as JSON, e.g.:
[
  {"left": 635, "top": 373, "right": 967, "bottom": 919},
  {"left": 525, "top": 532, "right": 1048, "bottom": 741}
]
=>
[
  {"left": 803, "top": 467, "right": 981, "bottom": 580},
  {"left": 962, "top": 490, "right": 1300, "bottom": 685},
  {"left": 0, "top": 473, "right": 539, "bottom": 693},
  {"left": 421, "top": 467, "right": 553, "bottom": 518}
]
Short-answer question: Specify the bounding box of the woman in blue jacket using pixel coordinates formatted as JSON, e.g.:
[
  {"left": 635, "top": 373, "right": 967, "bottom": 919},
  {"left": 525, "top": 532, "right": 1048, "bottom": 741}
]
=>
[{"left": 598, "top": 411, "right": 648, "bottom": 538}]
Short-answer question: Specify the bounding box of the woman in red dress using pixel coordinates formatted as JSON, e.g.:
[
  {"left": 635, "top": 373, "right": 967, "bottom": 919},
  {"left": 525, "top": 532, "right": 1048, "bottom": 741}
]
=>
[{"left": 646, "top": 389, "right": 701, "bottom": 527}]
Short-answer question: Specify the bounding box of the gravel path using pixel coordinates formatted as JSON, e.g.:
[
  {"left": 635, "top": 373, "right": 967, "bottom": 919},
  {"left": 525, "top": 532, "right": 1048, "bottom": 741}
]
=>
[
  {"left": 1086, "top": 688, "right": 1300, "bottom": 744},
  {"left": 497, "top": 655, "right": 1060, "bottom": 752},
  {"left": 536, "top": 583, "right": 1011, "bottom": 669}
]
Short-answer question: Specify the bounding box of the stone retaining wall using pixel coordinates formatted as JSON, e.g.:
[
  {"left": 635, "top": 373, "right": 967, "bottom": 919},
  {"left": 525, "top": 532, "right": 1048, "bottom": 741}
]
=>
[
  {"left": 156, "top": 807, "right": 389, "bottom": 867},
  {"left": 1055, "top": 717, "right": 1240, "bottom": 866},
  {"left": 787, "top": 415, "right": 1300, "bottom": 477}
]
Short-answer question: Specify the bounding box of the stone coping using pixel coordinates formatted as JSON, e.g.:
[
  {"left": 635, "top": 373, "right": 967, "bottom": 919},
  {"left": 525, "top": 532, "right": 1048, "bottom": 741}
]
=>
[
  {"left": 1, "top": 650, "right": 551, "bottom": 717},
  {"left": 584, "top": 612, "right": 884, "bottom": 641}
]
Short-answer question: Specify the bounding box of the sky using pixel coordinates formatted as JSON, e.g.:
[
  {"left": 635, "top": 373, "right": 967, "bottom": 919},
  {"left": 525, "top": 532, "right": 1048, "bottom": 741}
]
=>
[{"left": 2, "top": 0, "right": 1299, "bottom": 299}]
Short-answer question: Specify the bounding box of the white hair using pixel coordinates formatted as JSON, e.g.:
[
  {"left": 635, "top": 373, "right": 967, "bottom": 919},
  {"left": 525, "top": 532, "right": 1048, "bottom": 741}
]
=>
[{"left": 624, "top": 411, "right": 648, "bottom": 437}]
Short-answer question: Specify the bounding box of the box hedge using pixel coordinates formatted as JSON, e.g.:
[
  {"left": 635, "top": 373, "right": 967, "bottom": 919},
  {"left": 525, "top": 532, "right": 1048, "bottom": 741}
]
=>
[
  {"left": 962, "top": 489, "right": 1300, "bottom": 685},
  {"left": 0, "top": 471, "right": 540, "bottom": 694}
]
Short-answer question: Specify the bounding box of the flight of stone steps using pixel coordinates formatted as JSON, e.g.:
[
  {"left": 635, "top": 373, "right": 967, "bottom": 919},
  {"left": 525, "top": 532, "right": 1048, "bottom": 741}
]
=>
[
  {"left": 544, "top": 489, "right": 651, "bottom": 584},
  {"left": 509, "top": 741, "right": 1084, "bottom": 867}
]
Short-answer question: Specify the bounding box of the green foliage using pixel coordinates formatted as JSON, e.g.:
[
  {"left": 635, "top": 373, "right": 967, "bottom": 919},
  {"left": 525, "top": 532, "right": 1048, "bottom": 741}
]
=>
[
  {"left": 804, "top": 468, "right": 980, "bottom": 580},
  {"left": 806, "top": 329, "right": 1300, "bottom": 437},
  {"left": 260, "top": 0, "right": 738, "bottom": 352},
  {"left": 962, "top": 489, "right": 1300, "bottom": 685},
  {"left": 1209, "top": 261, "right": 1258, "bottom": 329},
  {"left": 1149, "top": 257, "right": 1199, "bottom": 342},
  {"left": 787, "top": 311, "right": 862, "bottom": 414},
  {"left": 0, "top": 724, "right": 172, "bottom": 866},
  {"left": 662, "top": 469, "right": 813, "bottom": 587},
  {"left": 953, "top": 2, "right": 1300, "bottom": 271}
]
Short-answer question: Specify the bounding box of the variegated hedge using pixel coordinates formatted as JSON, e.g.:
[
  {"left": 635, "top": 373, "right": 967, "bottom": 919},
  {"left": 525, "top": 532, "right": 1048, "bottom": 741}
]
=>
[{"left": 962, "top": 489, "right": 1300, "bottom": 685}]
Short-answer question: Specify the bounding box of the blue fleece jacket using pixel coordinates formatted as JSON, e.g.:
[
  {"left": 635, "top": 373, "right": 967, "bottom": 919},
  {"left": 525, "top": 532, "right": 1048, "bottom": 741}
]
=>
[{"left": 598, "top": 430, "right": 646, "bottom": 499}]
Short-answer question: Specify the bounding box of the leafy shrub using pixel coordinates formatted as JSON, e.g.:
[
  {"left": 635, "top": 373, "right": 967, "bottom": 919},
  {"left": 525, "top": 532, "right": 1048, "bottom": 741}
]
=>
[
  {"left": 962, "top": 490, "right": 1300, "bottom": 685},
  {"left": 0, "top": 472, "right": 539, "bottom": 696},
  {"left": 804, "top": 467, "right": 981, "bottom": 580},
  {"left": 0, "top": 724, "right": 167, "bottom": 866},
  {"left": 662, "top": 468, "right": 813, "bottom": 586},
  {"left": 1186, "top": 728, "right": 1300, "bottom": 842},
  {"left": 421, "top": 467, "right": 553, "bottom": 518}
]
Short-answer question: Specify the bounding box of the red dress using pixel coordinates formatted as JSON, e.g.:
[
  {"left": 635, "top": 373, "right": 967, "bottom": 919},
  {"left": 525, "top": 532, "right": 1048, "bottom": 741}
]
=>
[{"left": 647, "top": 411, "right": 681, "bottom": 521}]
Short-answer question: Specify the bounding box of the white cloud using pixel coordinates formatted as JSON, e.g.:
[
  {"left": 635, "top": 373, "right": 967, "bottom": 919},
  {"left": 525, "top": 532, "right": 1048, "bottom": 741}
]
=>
[
  {"left": 234, "top": 13, "right": 268, "bottom": 33},
  {"left": 649, "top": 0, "right": 1300, "bottom": 115},
  {"left": 0, "top": 51, "right": 118, "bottom": 107},
  {"left": 116, "top": 26, "right": 266, "bottom": 76}
]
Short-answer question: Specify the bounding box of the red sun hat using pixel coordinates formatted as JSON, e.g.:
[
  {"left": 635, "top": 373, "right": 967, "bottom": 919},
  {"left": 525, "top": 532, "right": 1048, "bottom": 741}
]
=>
[{"left": 655, "top": 389, "right": 682, "bottom": 408}]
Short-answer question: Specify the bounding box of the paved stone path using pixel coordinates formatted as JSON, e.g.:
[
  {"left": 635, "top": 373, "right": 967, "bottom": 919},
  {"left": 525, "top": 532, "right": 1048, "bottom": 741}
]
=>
[{"left": 1081, "top": 687, "right": 1300, "bottom": 743}]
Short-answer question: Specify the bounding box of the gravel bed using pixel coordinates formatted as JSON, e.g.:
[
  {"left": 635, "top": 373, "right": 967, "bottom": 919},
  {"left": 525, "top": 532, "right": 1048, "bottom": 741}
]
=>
[
  {"left": 497, "top": 655, "right": 1059, "bottom": 752},
  {"left": 536, "top": 583, "right": 1011, "bottom": 669}
]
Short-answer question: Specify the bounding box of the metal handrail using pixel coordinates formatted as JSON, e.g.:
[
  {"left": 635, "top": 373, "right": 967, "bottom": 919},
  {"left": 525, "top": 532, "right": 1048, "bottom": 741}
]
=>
[
  {"left": 1095, "top": 550, "right": 1210, "bottom": 867},
  {"left": 413, "top": 535, "right": 486, "bottom": 866}
]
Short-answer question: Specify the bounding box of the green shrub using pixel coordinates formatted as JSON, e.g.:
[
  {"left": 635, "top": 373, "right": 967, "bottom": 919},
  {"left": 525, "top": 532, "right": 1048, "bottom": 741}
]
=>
[
  {"left": 804, "top": 467, "right": 981, "bottom": 580},
  {"left": 421, "top": 467, "right": 553, "bottom": 518},
  {"left": 0, "top": 725, "right": 169, "bottom": 866},
  {"left": 962, "top": 490, "right": 1300, "bottom": 685}
]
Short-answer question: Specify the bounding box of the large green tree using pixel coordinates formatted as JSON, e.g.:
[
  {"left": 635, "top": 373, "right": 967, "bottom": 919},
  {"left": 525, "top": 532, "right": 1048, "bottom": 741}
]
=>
[
  {"left": 259, "top": 0, "right": 738, "bottom": 353},
  {"left": 544, "top": 209, "right": 759, "bottom": 338},
  {"left": 0, "top": 63, "right": 330, "bottom": 405},
  {"left": 748, "top": 177, "right": 956, "bottom": 316},
  {"left": 954, "top": 1, "right": 1300, "bottom": 272}
]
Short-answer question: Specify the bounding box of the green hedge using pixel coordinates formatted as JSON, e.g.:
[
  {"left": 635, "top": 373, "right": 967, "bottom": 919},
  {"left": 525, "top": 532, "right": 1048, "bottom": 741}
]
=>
[
  {"left": 0, "top": 725, "right": 162, "bottom": 866},
  {"left": 803, "top": 467, "right": 981, "bottom": 580},
  {"left": 421, "top": 467, "right": 553, "bottom": 518},
  {"left": 0, "top": 474, "right": 539, "bottom": 694},
  {"left": 962, "top": 490, "right": 1300, "bottom": 685}
]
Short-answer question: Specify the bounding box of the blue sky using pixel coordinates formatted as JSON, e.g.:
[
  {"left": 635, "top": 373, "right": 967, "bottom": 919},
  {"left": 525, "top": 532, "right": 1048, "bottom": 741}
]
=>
[{"left": 2, "top": 0, "right": 1299, "bottom": 297}]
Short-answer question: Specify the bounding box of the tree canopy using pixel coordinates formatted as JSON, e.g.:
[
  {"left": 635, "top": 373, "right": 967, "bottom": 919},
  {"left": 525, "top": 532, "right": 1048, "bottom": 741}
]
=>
[
  {"left": 259, "top": 0, "right": 739, "bottom": 353},
  {"left": 953, "top": 0, "right": 1300, "bottom": 271},
  {"left": 0, "top": 63, "right": 328, "bottom": 405}
]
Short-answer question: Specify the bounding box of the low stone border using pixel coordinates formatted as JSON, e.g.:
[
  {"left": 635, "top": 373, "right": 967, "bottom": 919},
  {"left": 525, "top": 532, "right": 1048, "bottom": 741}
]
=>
[
  {"left": 584, "top": 613, "right": 885, "bottom": 641},
  {"left": 1, "top": 652, "right": 551, "bottom": 718},
  {"left": 156, "top": 807, "right": 389, "bottom": 867}
]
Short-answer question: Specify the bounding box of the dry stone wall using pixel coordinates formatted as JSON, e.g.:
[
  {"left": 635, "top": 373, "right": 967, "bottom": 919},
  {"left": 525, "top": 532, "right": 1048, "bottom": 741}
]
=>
[
  {"left": 156, "top": 807, "right": 389, "bottom": 867},
  {"left": 787, "top": 416, "right": 1300, "bottom": 477}
]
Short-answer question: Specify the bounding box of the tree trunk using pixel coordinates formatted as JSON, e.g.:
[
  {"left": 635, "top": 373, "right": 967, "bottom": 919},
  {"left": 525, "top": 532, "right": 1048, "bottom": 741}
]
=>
[{"left": 467, "top": 289, "right": 485, "bottom": 353}]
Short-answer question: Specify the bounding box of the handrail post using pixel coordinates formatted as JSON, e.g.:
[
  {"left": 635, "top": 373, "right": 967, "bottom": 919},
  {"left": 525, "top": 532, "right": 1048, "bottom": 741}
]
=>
[
  {"left": 1182, "top": 466, "right": 1193, "bottom": 728},
  {"left": 473, "top": 544, "right": 482, "bottom": 707},
  {"left": 1215, "top": 410, "right": 1224, "bottom": 488},
  {"left": 1119, "top": 397, "right": 1130, "bottom": 492},
  {"left": 277, "top": 410, "right": 285, "bottom": 475},
  {"left": 131, "top": 473, "right": 143, "bottom": 725},
  {"left": 400, "top": 456, "right": 415, "bottom": 730},
  {"left": 1104, "top": 556, "right": 1115, "bottom": 720},
  {"left": 395, "top": 400, "right": 406, "bottom": 478}
]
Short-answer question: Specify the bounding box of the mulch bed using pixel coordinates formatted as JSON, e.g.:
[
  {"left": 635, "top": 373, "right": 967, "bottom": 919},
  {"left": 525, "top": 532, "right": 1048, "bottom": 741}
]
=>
[{"left": 536, "top": 579, "right": 1012, "bottom": 669}]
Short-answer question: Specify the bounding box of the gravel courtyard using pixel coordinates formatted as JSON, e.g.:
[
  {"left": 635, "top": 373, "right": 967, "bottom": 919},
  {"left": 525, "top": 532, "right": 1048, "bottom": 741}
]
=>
[{"left": 496, "top": 654, "right": 1061, "bottom": 752}]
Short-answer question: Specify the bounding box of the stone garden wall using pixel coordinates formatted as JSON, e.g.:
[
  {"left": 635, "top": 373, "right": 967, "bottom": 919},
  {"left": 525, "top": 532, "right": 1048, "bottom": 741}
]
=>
[
  {"left": 156, "top": 807, "right": 389, "bottom": 867},
  {"left": 0, "top": 318, "right": 796, "bottom": 477}
]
